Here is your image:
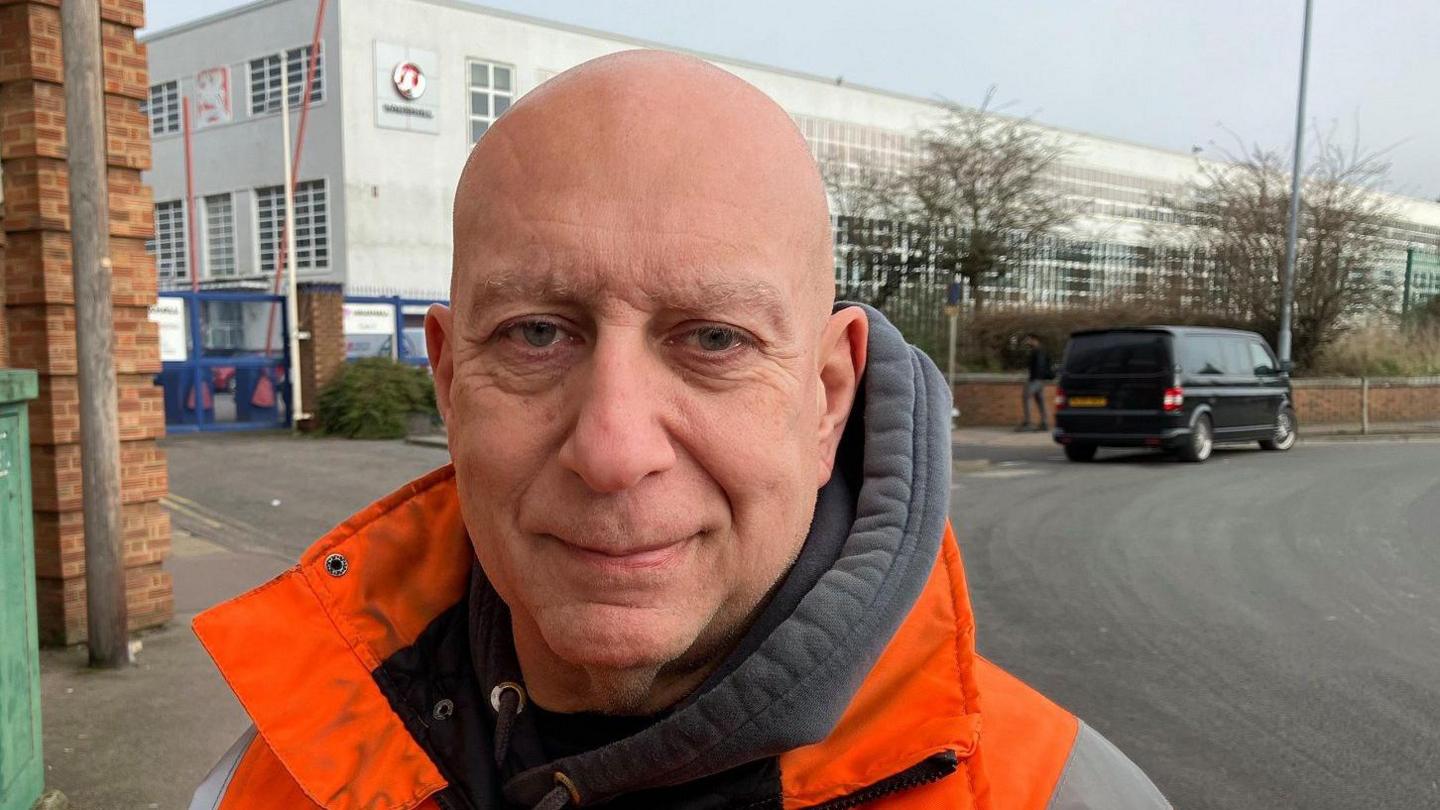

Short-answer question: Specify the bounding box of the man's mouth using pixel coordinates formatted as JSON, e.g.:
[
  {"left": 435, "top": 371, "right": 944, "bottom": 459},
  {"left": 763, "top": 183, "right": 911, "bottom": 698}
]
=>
[{"left": 547, "top": 533, "right": 698, "bottom": 571}]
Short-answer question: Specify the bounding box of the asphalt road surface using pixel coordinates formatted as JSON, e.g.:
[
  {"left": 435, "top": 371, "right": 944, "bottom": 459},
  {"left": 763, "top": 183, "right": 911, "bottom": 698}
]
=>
[{"left": 955, "top": 438, "right": 1440, "bottom": 810}]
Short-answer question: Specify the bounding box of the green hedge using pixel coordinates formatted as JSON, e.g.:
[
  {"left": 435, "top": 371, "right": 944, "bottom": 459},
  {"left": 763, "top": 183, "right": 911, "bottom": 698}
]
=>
[{"left": 316, "top": 358, "right": 438, "bottom": 439}]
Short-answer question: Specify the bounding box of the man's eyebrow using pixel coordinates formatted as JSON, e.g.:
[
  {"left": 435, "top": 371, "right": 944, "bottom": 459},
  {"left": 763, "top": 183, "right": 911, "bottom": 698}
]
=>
[
  {"left": 648, "top": 279, "right": 790, "bottom": 327},
  {"left": 468, "top": 272, "right": 795, "bottom": 336},
  {"left": 475, "top": 271, "right": 597, "bottom": 303}
]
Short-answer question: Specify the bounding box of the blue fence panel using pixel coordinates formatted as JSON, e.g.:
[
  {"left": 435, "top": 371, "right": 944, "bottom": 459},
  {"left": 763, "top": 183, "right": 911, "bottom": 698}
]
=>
[
  {"left": 343, "top": 296, "right": 447, "bottom": 366},
  {"left": 153, "top": 291, "right": 292, "bottom": 433}
]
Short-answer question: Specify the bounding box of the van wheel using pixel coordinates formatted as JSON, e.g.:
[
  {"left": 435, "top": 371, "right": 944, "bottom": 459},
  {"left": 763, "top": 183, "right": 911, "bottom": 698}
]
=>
[
  {"left": 1178, "top": 414, "right": 1213, "bottom": 463},
  {"left": 1064, "top": 443, "right": 1098, "bottom": 462},
  {"left": 1260, "top": 406, "right": 1297, "bottom": 451}
]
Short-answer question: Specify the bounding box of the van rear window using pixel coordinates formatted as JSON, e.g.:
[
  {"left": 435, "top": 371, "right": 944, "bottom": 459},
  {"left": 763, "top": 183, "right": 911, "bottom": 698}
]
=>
[{"left": 1064, "top": 332, "right": 1171, "bottom": 375}]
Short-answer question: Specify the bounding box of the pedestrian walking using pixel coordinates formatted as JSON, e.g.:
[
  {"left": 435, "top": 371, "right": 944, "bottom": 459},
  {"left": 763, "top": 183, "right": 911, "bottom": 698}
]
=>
[{"left": 1018, "top": 333, "right": 1054, "bottom": 432}]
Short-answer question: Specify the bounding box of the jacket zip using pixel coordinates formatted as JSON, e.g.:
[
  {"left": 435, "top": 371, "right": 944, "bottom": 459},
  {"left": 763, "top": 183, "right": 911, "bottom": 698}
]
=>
[{"left": 809, "top": 750, "right": 959, "bottom": 809}]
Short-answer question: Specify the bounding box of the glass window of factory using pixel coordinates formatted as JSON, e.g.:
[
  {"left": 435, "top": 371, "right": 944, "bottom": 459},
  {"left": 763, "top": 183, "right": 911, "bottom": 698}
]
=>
[{"left": 467, "top": 59, "right": 514, "bottom": 142}]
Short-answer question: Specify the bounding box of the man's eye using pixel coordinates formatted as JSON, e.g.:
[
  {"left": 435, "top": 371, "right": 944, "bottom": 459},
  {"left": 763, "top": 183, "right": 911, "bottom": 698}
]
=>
[
  {"left": 518, "top": 318, "right": 561, "bottom": 347},
  {"left": 690, "top": 325, "right": 747, "bottom": 352}
]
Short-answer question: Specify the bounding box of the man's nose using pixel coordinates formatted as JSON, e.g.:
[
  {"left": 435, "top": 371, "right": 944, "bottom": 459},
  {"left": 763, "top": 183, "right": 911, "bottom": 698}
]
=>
[{"left": 557, "top": 335, "right": 677, "bottom": 493}]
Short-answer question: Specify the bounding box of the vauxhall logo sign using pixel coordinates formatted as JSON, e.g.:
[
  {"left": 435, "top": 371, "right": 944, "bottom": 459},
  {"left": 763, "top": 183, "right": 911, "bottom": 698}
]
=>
[
  {"left": 392, "top": 61, "right": 426, "bottom": 100},
  {"left": 375, "top": 44, "right": 439, "bottom": 134}
]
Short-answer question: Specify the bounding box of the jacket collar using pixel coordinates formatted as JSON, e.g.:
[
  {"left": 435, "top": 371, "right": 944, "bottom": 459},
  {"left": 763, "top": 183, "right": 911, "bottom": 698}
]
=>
[{"left": 193, "top": 465, "right": 470, "bottom": 810}]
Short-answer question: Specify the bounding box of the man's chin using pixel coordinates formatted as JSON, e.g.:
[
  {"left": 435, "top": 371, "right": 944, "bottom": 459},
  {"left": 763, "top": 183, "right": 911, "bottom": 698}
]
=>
[{"left": 537, "top": 603, "right": 697, "bottom": 673}]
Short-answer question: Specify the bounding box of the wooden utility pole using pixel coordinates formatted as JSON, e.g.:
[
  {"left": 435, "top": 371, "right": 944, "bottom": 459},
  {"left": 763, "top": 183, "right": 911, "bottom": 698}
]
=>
[{"left": 61, "top": 0, "right": 129, "bottom": 667}]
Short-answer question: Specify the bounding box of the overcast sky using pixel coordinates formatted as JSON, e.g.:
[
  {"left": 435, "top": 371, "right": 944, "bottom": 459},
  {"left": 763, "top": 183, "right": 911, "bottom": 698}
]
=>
[{"left": 144, "top": 0, "right": 1440, "bottom": 200}]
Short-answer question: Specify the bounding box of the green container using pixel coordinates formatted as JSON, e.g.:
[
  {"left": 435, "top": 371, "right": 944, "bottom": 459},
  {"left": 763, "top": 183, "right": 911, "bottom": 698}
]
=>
[{"left": 0, "top": 369, "right": 41, "bottom": 810}]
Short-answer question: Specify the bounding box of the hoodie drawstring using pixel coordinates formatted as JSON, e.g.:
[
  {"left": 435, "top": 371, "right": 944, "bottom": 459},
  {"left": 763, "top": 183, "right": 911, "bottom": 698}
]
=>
[
  {"left": 532, "top": 781, "right": 575, "bottom": 810},
  {"left": 490, "top": 681, "right": 579, "bottom": 809},
  {"left": 490, "top": 681, "right": 526, "bottom": 769}
]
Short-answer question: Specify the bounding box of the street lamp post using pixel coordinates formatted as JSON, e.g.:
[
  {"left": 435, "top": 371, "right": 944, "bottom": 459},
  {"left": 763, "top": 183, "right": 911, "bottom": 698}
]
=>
[{"left": 1277, "top": 0, "right": 1315, "bottom": 365}]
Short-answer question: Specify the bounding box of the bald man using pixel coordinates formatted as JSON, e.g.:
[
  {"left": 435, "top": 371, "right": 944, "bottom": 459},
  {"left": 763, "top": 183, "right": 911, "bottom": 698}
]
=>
[{"left": 190, "top": 51, "right": 1169, "bottom": 810}]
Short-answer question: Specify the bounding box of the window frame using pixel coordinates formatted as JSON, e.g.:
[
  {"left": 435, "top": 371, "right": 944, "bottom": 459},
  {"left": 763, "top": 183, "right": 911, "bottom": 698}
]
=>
[
  {"left": 145, "top": 80, "right": 182, "bottom": 138},
  {"left": 147, "top": 198, "right": 189, "bottom": 283},
  {"left": 246, "top": 41, "right": 327, "bottom": 118},
  {"left": 201, "top": 192, "right": 237, "bottom": 279},
  {"left": 1247, "top": 340, "right": 1278, "bottom": 377},
  {"left": 252, "top": 178, "right": 331, "bottom": 276},
  {"left": 465, "top": 58, "right": 516, "bottom": 144}
]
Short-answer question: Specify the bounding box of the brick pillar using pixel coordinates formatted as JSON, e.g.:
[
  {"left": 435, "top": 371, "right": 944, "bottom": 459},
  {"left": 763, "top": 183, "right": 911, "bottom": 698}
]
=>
[
  {"left": 0, "top": 160, "right": 7, "bottom": 367},
  {"left": 297, "top": 282, "right": 345, "bottom": 431},
  {"left": 1, "top": 0, "right": 172, "bottom": 645}
]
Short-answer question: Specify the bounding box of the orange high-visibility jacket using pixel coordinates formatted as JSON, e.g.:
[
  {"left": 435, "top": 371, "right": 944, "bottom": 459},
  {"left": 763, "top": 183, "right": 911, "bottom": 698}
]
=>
[{"left": 190, "top": 468, "right": 1168, "bottom": 810}]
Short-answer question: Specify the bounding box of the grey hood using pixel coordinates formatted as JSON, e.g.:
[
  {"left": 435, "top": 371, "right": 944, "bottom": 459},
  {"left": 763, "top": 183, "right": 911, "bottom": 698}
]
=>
[{"left": 502, "top": 303, "right": 954, "bottom": 806}]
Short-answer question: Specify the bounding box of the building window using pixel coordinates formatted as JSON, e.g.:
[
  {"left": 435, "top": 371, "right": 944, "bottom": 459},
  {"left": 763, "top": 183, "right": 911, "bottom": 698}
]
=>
[
  {"left": 203, "top": 193, "right": 236, "bottom": 278},
  {"left": 146, "top": 199, "right": 188, "bottom": 282},
  {"left": 145, "top": 80, "right": 181, "bottom": 136},
  {"left": 467, "top": 59, "right": 514, "bottom": 142},
  {"left": 255, "top": 180, "right": 329, "bottom": 274},
  {"left": 248, "top": 44, "right": 324, "bottom": 116}
]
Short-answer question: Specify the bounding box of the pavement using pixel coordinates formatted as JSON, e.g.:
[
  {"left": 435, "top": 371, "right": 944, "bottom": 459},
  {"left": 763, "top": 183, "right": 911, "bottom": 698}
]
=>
[
  {"left": 37, "top": 433, "right": 450, "bottom": 810},
  {"left": 34, "top": 429, "right": 1440, "bottom": 809}
]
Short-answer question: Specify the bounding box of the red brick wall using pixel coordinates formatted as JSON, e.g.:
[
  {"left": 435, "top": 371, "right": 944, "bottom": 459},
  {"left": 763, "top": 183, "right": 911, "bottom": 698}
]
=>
[
  {"left": 1290, "top": 385, "right": 1363, "bottom": 427},
  {"left": 953, "top": 376, "right": 1057, "bottom": 427},
  {"left": 955, "top": 375, "right": 1440, "bottom": 431},
  {"left": 2, "top": 0, "right": 171, "bottom": 644},
  {"left": 297, "top": 283, "right": 345, "bottom": 430}
]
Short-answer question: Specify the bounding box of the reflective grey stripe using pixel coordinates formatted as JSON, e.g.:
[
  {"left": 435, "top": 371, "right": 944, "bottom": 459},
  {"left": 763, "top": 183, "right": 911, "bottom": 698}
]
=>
[
  {"left": 1047, "top": 721, "right": 1171, "bottom": 810},
  {"left": 190, "top": 725, "right": 259, "bottom": 810}
]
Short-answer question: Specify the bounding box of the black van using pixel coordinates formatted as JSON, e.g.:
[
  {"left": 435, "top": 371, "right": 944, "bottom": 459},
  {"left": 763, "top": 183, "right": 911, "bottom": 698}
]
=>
[{"left": 1053, "top": 327, "right": 1296, "bottom": 463}]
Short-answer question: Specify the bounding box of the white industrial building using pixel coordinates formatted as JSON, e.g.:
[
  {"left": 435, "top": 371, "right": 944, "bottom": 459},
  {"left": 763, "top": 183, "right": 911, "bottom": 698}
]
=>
[{"left": 141, "top": 0, "right": 1440, "bottom": 312}]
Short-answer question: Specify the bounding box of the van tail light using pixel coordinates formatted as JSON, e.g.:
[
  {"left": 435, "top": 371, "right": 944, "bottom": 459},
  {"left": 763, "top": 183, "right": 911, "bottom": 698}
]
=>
[
  {"left": 1054, "top": 389, "right": 1067, "bottom": 409},
  {"left": 1163, "top": 387, "right": 1184, "bottom": 412}
]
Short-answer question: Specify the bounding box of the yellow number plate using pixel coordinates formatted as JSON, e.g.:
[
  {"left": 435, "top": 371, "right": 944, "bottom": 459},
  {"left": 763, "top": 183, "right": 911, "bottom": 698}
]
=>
[{"left": 1069, "top": 396, "right": 1108, "bottom": 408}]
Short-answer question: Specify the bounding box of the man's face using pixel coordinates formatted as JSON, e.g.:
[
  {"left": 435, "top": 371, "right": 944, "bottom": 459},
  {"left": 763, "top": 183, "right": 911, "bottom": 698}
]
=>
[{"left": 428, "top": 54, "right": 858, "bottom": 709}]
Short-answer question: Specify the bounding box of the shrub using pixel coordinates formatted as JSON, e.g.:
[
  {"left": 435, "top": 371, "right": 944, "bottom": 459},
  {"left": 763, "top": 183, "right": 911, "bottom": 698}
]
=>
[
  {"left": 1412, "top": 295, "right": 1440, "bottom": 329},
  {"left": 958, "top": 306, "right": 1259, "bottom": 371},
  {"left": 1311, "top": 325, "right": 1440, "bottom": 377},
  {"left": 316, "top": 358, "right": 438, "bottom": 439}
]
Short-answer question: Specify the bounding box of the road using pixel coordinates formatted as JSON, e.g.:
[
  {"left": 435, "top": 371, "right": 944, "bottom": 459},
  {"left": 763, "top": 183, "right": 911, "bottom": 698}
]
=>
[{"left": 954, "top": 438, "right": 1440, "bottom": 809}]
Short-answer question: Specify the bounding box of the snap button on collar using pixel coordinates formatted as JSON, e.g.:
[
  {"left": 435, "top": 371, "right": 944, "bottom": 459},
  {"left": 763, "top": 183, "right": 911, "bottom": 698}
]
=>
[{"left": 324, "top": 553, "right": 348, "bottom": 577}]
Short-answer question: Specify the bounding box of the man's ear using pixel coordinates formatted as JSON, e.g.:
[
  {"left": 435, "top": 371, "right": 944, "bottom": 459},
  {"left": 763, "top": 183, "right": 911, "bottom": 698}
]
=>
[
  {"left": 815, "top": 307, "right": 868, "bottom": 487},
  {"left": 425, "top": 304, "right": 455, "bottom": 424}
]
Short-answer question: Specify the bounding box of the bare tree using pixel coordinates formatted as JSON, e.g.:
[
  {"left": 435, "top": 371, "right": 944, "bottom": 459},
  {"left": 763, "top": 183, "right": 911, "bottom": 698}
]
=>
[
  {"left": 909, "top": 89, "right": 1075, "bottom": 312},
  {"left": 1167, "top": 129, "right": 1394, "bottom": 367},
  {"left": 820, "top": 155, "right": 920, "bottom": 308}
]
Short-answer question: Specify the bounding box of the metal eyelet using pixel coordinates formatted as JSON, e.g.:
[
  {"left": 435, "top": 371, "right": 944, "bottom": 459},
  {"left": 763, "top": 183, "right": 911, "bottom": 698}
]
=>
[
  {"left": 432, "top": 698, "right": 454, "bottom": 721},
  {"left": 323, "top": 553, "right": 348, "bottom": 577},
  {"left": 489, "top": 681, "right": 527, "bottom": 714}
]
